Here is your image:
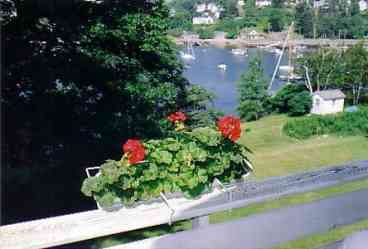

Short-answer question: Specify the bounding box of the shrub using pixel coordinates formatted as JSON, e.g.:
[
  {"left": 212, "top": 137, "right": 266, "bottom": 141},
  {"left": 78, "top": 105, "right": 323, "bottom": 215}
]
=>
[
  {"left": 238, "top": 100, "right": 265, "bottom": 121},
  {"left": 197, "top": 28, "right": 215, "bottom": 39},
  {"left": 287, "top": 91, "right": 312, "bottom": 116},
  {"left": 226, "top": 30, "right": 238, "bottom": 39},
  {"left": 283, "top": 106, "right": 368, "bottom": 139},
  {"left": 81, "top": 115, "right": 252, "bottom": 208},
  {"left": 271, "top": 84, "right": 312, "bottom": 116}
]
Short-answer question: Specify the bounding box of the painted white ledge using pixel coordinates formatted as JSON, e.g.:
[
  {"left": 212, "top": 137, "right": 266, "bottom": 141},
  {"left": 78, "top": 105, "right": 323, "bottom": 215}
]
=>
[{"left": 0, "top": 189, "right": 226, "bottom": 249}]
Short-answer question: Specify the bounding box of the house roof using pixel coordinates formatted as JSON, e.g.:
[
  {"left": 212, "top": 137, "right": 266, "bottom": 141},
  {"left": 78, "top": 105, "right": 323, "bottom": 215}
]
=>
[{"left": 313, "top": 89, "right": 346, "bottom": 100}]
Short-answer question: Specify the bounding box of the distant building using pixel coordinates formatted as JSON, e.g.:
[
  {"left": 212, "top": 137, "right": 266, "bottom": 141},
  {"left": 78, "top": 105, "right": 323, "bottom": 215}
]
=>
[
  {"left": 359, "top": 0, "right": 368, "bottom": 11},
  {"left": 240, "top": 29, "right": 264, "bottom": 40},
  {"left": 313, "top": 0, "right": 328, "bottom": 8},
  {"left": 237, "top": 0, "right": 245, "bottom": 16},
  {"left": 193, "top": 2, "right": 222, "bottom": 25},
  {"left": 311, "top": 89, "right": 346, "bottom": 115},
  {"left": 193, "top": 16, "right": 215, "bottom": 25},
  {"left": 196, "top": 3, "right": 207, "bottom": 13},
  {"left": 255, "top": 0, "right": 272, "bottom": 7}
]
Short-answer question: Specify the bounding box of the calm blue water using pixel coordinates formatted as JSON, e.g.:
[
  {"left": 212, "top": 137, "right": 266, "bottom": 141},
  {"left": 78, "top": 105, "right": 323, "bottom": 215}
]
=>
[{"left": 182, "top": 47, "right": 289, "bottom": 114}]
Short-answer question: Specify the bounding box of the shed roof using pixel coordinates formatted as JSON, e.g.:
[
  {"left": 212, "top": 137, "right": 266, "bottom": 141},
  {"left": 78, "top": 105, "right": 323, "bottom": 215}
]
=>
[{"left": 313, "top": 89, "right": 346, "bottom": 100}]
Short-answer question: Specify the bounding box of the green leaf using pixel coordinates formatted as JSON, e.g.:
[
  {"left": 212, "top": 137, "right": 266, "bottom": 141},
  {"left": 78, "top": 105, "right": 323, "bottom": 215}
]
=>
[
  {"left": 151, "top": 150, "right": 173, "bottom": 164},
  {"left": 191, "top": 127, "right": 222, "bottom": 146}
]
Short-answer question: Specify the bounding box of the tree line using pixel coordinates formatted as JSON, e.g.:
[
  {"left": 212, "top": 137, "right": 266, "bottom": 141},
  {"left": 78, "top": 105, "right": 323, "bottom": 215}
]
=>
[
  {"left": 168, "top": 0, "right": 368, "bottom": 39},
  {"left": 2, "top": 0, "right": 214, "bottom": 223}
]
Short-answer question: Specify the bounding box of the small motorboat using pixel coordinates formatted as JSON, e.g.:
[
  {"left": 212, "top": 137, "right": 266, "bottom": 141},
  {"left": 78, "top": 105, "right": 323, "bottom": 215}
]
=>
[
  {"left": 180, "top": 51, "right": 195, "bottom": 60},
  {"left": 217, "top": 64, "right": 227, "bottom": 70},
  {"left": 231, "top": 48, "right": 247, "bottom": 56}
]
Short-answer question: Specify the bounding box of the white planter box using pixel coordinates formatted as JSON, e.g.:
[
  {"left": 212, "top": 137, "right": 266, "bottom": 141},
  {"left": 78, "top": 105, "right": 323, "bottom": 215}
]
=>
[{"left": 85, "top": 167, "right": 250, "bottom": 215}]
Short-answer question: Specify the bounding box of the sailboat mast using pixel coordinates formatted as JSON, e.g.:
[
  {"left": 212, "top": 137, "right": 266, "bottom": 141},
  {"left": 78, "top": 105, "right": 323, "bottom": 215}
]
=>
[{"left": 268, "top": 22, "right": 294, "bottom": 91}]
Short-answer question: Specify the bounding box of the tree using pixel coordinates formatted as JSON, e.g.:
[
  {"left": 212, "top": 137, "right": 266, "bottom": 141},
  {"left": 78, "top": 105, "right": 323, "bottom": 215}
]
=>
[
  {"left": 298, "top": 48, "right": 344, "bottom": 91},
  {"left": 269, "top": 8, "right": 284, "bottom": 32},
  {"left": 299, "top": 44, "right": 368, "bottom": 105},
  {"left": 350, "top": 0, "right": 361, "bottom": 16},
  {"left": 295, "top": 1, "right": 314, "bottom": 38},
  {"left": 340, "top": 43, "right": 368, "bottom": 105},
  {"left": 2, "top": 0, "right": 211, "bottom": 223},
  {"left": 243, "top": 0, "right": 257, "bottom": 26},
  {"left": 216, "top": 0, "right": 238, "bottom": 18},
  {"left": 237, "top": 56, "right": 269, "bottom": 121},
  {"left": 271, "top": 0, "right": 283, "bottom": 8}
]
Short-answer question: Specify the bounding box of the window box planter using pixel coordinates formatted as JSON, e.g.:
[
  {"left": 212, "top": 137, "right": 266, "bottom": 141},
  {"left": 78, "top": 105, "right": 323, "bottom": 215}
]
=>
[
  {"left": 81, "top": 115, "right": 253, "bottom": 212},
  {"left": 85, "top": 166, "right": 252, "bottom": 212}
]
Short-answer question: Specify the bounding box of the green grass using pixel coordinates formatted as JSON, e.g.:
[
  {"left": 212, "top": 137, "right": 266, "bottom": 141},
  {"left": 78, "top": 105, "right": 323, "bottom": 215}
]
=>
[
  {"left": 210, "top": 177, "right": 368, "bottom": 224},
  {"left": 238, "top": 115, "right": 368, "bottom": 179},
  {"left": 272, "top": 218, "right": 368, "bottom": 249},
  {"left": 94, "top": 221, "right": 192, "bottom": 248}
]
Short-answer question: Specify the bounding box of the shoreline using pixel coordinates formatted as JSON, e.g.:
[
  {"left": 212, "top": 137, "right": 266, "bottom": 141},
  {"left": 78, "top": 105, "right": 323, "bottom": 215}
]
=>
[{"left": 174, "top": 37, "right": 368, "bottom": 49}]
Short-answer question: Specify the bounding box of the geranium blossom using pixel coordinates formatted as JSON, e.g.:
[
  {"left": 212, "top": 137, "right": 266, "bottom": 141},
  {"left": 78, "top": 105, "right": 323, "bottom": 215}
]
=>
[
  {"left": 123, "top": 139, "right": 145, "bottom": 164},
  {"left": 168, "top": 112, "right": 187, "bottom": 123},
  {"left": 217, "top": 116, "right": 241, "bottom": 142}
]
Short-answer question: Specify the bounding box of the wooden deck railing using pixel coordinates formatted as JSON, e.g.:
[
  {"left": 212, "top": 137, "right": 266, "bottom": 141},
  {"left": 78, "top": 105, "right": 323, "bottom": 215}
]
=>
[{"left": 2, "top": 162, "right": 368, "bottom": 249}]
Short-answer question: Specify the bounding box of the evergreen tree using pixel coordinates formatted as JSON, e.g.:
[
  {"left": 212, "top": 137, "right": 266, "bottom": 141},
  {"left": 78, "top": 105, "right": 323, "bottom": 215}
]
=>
[
  {"left": 237, "top": 56, "right": 269, "bottom": 121},
  {"left": 271, "top": 0, "right": 284, "bottom": 8},
  {"left": 350, "top": 0, "right": 361, "bottom": 16},
  {"left": 295, "top": 1, "right": 314, "bottom": 38}
]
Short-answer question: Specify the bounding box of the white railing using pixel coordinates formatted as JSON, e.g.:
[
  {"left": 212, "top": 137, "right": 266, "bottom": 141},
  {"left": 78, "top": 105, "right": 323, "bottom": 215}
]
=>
[{"left": 2, "top": 163, "right": 368, "bottom": 249}]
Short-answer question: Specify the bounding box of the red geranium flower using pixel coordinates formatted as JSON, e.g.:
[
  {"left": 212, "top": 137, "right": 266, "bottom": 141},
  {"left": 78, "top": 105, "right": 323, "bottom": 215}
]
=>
[
  {"left": 168, "top": 112, "right": 187, "bottom": 123},
  {"left": 122, "top": 139, "right": 145, "bottom": 165},
  {"left": 217, "top": 116, "right": 242, "bottom": 142}
]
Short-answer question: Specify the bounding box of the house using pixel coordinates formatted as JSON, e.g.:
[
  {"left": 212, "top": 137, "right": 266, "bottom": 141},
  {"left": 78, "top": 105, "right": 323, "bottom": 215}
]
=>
[
  {"left": 359, "top": 0, "right": 368, "bottom": 11},
  {"left": 255, "top": 0, "right": 272, "bottom": 7},
  {"left": 311, "top": 89, "right": 346, "bottom": 115},
  {"left": 196, "top": 3, "right": 207, "bottom": 13},
  {"left": 240, "top": 29, "right": 264, "bottom": 40},
  {"left": 193, "top": 15, "right": 215, "bottom": 25},
  {"left": 237, "top": 0, "right": 245, "bottom": 16},
  {"left": 193, "top": 2, "right": 222, "bottom": 25}
]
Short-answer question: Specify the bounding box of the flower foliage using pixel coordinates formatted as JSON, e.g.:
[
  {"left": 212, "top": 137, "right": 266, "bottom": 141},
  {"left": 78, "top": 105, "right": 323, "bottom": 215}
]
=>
[
  {"left": 123, "top": 139, "right": 146, "bottom": 165},
  {"left": 81, "top": 117, "right": 251, "bottom": 208},
  {"left": 217, "top": 116, "right": 242, "bottom": 142},
  {"left": 168, "top": 112, "right": 187, "bottom": 123}
]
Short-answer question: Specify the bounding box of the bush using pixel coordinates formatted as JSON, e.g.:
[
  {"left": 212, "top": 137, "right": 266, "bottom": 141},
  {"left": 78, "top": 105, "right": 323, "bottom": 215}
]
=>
[
  {"left": 271, "top": 84, "right": 312, "bottom": 116},
  {"left": 238, "top": 100, "right": 265, "bottom": 121},
  {"left": 283, "top": 106, "right": 368, "bottom": 139},
  {"left": 226, "top": 30, "right": 238, "bottom": 39},
  {"left": 287, "top": 91, "right": 313, "bottom": 116},
  {"left": 197, "top": 28, "right": 215, "bottom": 39}
]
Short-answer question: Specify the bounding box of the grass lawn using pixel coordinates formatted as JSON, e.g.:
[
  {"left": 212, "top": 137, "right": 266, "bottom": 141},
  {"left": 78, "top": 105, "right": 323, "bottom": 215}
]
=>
[
  {"left": 272, "top": 218, "right": 368, "bottom": 249},
  {"left": 238, "top": 115, "right": 368, "bottom": 179}
]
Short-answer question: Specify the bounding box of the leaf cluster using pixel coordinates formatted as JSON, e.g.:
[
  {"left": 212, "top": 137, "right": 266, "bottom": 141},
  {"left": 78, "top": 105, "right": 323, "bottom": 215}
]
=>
[{"left": 81, "top": 126, "right": 252, "bottom": 207}]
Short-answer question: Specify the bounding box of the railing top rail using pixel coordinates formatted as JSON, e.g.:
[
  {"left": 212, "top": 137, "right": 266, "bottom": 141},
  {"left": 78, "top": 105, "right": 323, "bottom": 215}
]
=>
[{"left": 1, "top": 162, "right": 368, "bottom": 249}]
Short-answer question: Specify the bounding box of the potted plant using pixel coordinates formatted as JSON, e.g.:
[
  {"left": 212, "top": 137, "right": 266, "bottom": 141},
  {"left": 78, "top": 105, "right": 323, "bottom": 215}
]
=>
[{"left": 81, "top": 112, "right": 253, "bottom": 210}]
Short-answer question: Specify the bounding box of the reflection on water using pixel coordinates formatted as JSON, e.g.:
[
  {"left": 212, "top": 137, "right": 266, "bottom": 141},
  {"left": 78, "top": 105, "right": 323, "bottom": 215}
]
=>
[{"left": 182, "top": 47, "right": 289, "bottom": 115}]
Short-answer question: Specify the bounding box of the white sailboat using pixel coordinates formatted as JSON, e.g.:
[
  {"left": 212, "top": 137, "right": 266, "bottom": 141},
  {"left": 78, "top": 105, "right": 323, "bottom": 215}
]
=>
[
  {"left": 180, "top": 41, "right": 196, "bottom": 60},
  {"left": 277, "top": 36, "right": 303, "bottom": 82}
]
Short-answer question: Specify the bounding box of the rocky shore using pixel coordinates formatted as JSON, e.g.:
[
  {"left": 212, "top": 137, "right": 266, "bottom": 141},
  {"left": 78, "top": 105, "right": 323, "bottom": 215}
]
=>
[{"left": 174, "top": 37, "right": 368, "bottom": 49}]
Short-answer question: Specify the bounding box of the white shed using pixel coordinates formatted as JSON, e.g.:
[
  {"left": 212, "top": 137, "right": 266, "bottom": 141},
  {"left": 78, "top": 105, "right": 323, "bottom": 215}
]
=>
[{"left": 311, "top": 89, "right": 346, "bottom": 115}]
